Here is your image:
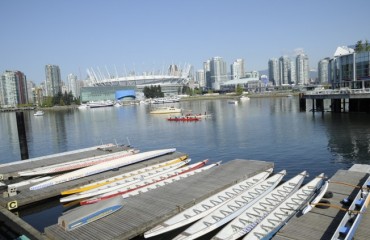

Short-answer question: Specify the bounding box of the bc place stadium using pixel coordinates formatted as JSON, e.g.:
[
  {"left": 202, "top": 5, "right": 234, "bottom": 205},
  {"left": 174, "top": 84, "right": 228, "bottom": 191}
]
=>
[{"left": 80, "top": 64, "right": 193, "bottom": 103}]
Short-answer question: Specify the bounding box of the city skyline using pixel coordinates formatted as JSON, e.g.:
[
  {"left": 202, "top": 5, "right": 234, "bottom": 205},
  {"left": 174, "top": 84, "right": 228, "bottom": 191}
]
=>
[{"left": 1, "top": 0, "right": 369, "bottom": 84}]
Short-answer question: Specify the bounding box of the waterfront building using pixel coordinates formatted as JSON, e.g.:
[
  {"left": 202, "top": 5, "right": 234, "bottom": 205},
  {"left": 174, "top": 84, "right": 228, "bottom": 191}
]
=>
[
  {"left": 195, "top": 69, "right": 205, "bottom": 88},
  {"left": 210, "top": 56, "right": 227, "bottom": 91},
  {"left": 296, "top": 53, "right": 310, "bottom": 85},
  {"left": 203, "top": 60, "right": 212, "bottom": 90},
  {"left": 45, "top": 64, "right": 62, "bottom": 97},
  {"left": 268, "top": 58, "right": 279, "bottom": 86},
  {"left": 279, "top": 56, "right": 290, "bottom": 85},
  {"left": 290, "top": 60, "right": 297, "bottom": 85},
  {"left": 80, "top": 86, "right": 136, "bottom": 103},
  {"left": 0, "top": 70, "right": 28, "bottom": 107},
  {"left": 329, "top": 46, "right": 370, "bottom": 89},
  {"left": 231, "top": 59, "right": 245, "bottom": 80},
  {"left": 245, "top": 71, "right": 259, "bottom": 79},
  {"left": 67, "top": 73, "right": 80, "bottom": 98},
  {"left": 27, "top": 80, "right": 35, "bottom": 104},
  {"left": 318, "top": 58, "right": 330, "bottom": 84},
  {"left": 221, "top": 77, "right": 263, "bottom": 93}
]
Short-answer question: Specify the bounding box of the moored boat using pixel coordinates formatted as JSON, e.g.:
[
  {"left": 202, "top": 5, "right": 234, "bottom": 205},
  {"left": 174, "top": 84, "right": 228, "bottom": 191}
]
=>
[
  {"left": 30, "top": 148, "right": 176, "bottom": 190},
  {"left": 19, "top": 149, "right": 139, "bottom": 176},
  {"left": 88, "top": 100, "right": 114, "bottom": 108},
  {"left": 61, "top": 155, "right": 188, "bottom": 195},
  {"left": 150, "top": 106, "right": 182, "bottom": 114},
  {"left": 330, "top": 176, "right": 370, "bottom": 240},
  {"left": 34, "top": 110, "right": 44, "bottom": 116},
  {"left": 144, "top": 168, "right": 273, "bottom": 238},
  {"left": 243, "top": 173, "right": 325, "bottom": 240},
  {"left": 172, "top": 170, "right": 287, "bottom": 240},
  {"left": 60, "top": 158, "right": 190, "bottom": 202},
  {"left": 302, "top": 180, "right": 329, "bottom": 215},
  {"left": 80, "top": 159, "right": 208, "bottom": 205},
  {"left": 212, "top": 171, "right": 308, "bottom": 240}
]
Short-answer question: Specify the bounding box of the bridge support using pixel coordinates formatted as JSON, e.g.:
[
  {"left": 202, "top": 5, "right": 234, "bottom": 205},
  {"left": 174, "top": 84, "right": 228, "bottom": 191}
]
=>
[
  {"left": 331, "top": 99, "right": 342, "bottom": 112},
  {"left": 299, "top": 93, "right": 306, "bottom": 111},
  {"left": 315, "top": 99, "right": 324, "bottom": 112}
]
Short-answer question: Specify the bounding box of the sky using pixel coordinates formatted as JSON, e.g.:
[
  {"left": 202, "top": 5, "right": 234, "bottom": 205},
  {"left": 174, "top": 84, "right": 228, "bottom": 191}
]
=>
[{"left": 1, "top": 0, "right": 370, "bottom": 84}]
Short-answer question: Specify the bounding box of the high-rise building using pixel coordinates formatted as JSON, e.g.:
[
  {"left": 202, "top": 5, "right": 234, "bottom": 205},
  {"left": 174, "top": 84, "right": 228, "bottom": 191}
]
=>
[
  {"left": 0, "top": 70, "right": 28, "bottom": 107},
  {"left": 296, "top": 53, "right": 310, "bottom": 85},
  {"left": 203, "top": 60, "right": 212, "bottom": 89},
  {"left": 210, "top": 56, "right": 227, "bottom": 90},
  {"left": 45, "top": 64, "right": 62, "bottom": 96},
  {"left": 290, "top": 60, "right": 297, "bottom": 85},
  {"left": 279, "top": 56, "right": 290, "bottom": 85},
  {"left": 268, "top": 58, "right": 279, "bottom": 86},
  {"left": 195, "top": 69, "right": 205, "bottom": 88},
  {"left": 67, "top": 73, "right": 80, "bottom": 98},
  {"left": 318, "top": 58, "right": 330, "bottom": 84},
  {"left": 231, "top": 59, "right": 245, "bottom": 80}
]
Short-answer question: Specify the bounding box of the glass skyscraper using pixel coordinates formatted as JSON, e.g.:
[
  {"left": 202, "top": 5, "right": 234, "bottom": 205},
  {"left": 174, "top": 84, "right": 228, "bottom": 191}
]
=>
[{"left": 45, "top": 64, "right": 62, "bottom": 97}]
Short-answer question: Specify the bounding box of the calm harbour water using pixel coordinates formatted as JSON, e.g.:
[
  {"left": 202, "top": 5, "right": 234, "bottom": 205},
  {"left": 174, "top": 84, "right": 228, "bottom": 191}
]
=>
[{"left": 1, "top": 97, "right": 370, "bottom": 232}]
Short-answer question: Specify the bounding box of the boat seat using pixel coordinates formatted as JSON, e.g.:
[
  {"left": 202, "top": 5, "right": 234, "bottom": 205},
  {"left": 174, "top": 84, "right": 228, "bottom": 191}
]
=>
[
  {"left": 355, "top": 199, "right": 364, "bottom": 208},
  {"left": 339, "top": 226, "right": 349, "bottom": 236}
]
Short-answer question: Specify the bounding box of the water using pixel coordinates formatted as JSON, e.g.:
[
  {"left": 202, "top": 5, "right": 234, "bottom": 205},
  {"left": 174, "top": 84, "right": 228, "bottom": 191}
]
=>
[{"left": 1, "top": 97, "right": 370, "bottom": 232}]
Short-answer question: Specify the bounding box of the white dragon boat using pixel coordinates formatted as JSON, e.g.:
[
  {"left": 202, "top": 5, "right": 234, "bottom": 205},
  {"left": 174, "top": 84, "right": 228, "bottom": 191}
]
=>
[
  {"left": 331, "top": 176, "right": 370, "bottom": 240},
  {"left": 30, "top": 148, "right": 176, "bottom": 190},
  {"left": 60, "top": 158, "right": 190, "bottom": 202},
  {"left": 61, "top": 155, "right": 188, "bottom": 195},
  {"left": 172, "top": 170, "right": 287, "bottom": 240},
  {"left": 144, "top": 168, "right": 273, "bottom": 238},
  {"left": 302, "top": 180, "right": 329, "bottom": 215},
  {"left": 80, "top": 159, "right": 209, "bottom": 205},
  {"left": 212, "top": 171, "right": 308, "bottom": 240},
  {"left": 119, "top": 161, "right": 221, "bottom": 199},
  {"left": 18, "top": 148, "right": 139, "bottom": 176},
  {"left": 243, "top": 173, "right": 325, "bottom": 240}
]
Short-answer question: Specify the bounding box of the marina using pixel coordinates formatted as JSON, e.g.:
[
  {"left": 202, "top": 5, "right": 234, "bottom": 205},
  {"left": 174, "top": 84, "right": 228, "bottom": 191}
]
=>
[{"left": 0, "top": 145, "right": 369, "bottom": 239}]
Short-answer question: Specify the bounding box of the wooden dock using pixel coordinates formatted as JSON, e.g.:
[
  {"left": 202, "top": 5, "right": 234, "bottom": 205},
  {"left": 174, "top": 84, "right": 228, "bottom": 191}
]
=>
[
  {"left": 274, "top": 166, "right": 370, "bottom": 240},
  {"left": 44, "top": 159, "right": 273, "bottom": 240}
]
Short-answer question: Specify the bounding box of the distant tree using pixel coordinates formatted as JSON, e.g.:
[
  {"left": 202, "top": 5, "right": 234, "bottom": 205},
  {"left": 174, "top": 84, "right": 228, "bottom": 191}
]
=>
[
  {"left": 236, "top": 84, "right": 244, "bottom": 95},
  {"left": 366, "top": 40, "right": 370, "bottom": 51},
  {"left": 42, "top": 96, "right": 53, "bottom": 107},
  {"left": 355, "top": 40, "right": 364, "bottom": 52}
]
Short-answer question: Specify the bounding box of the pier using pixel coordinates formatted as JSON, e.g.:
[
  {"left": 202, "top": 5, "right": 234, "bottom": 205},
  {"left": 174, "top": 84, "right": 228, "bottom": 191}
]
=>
[
  {"left": 302, "top": 88, "right": 370, "bottom": 113},
  {"left": 0, "top": 146, "right": 369, "bottom": 240}
]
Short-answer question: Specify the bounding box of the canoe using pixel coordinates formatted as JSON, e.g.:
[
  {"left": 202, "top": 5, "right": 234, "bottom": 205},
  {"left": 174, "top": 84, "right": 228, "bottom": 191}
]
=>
[
  {"left": 7, "top": 176, "right": 53, "bottom": 189},
  {"left": 244, "top": 173, "right": 325, "bottom": 240},
  {"left": 144, "top": 168, "right": 273, "bottom": 238},
  {"left": 172, "top": 170, "right": 287, "bottom": 240},
  {"left": 212, "top": 171, "right": 308, "bottom": 240},
  {"left": 60, "top": 158, "right": 190, "bottom": 202},
  {"left": 30, "top": 148, "right": 176, "bottom": 190},
  {"left": 61, "top": 155, "right": 188, "bottom": 195},
  {"left": 119, "top": 161, "right": 221, "bottom": 199},
  {"left": 80, "top": 159, "right": 208, "bottom": 205},
  {"left": 19, "top": 148, "right": 139, "bottom": 176},
  {"left": 302, "top": 180, "right": 329, "bottom": 215},
  {"left": 58, "top": 196, "right": 124, "bottom": 231},
  {"left": 331, "top": 176, "right": 370, "bottom": 240}
]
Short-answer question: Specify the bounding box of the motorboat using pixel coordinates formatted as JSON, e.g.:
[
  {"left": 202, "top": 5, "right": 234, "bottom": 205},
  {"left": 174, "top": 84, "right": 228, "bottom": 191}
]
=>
[
  {"left": 88, "top": 100, "right": 114, "bottom": 108},
  {"left": 150, "top": 106, "right": 182, "bottom": 114},
  {"left": 227, "top": 100, "right": 238, "bottom": 105},
  {"left": 34, "top": 110, "right": 44, "bottom": 116}
]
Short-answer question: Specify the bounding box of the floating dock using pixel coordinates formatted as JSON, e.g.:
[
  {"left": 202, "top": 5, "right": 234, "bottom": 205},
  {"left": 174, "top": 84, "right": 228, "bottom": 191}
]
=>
[{"left": 1, "top": 146, "right": 370, "bottom": 240}]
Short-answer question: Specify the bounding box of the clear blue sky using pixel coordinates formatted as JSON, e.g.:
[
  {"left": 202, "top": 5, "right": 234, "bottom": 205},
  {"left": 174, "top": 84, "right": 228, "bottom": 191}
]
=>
[{"left": 1, "top": 0, "right": 369, "bottom": 84}]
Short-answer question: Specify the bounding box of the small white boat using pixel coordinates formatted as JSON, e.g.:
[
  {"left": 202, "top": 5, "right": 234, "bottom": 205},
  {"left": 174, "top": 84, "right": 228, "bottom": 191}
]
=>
[
  {"left": 240, "top": 95, "right": 250, "bottom": 101},
  {"left": 150, "top": 106, "right": 182, "bottom": 114},
  {"left": 88, "top": 100, "right": 114, "bottom": 108},
  {"left": 213, "top": 171, "right": 308, "bottom": 240},
  {"left": 302, "top": 180, "right": 329, "bottom": 215},
  {"left": 173, "top": 170, "right": 286, "bottom": 240},
  {"left": 30, "top": 148, "right": 176, "bottom": 190},
  {"left": 331, "top": 176, "right": 370, "bottom": 240},
  {"left": 144, "top": 168, "right": 273, "bottom": 238},
  {"left": 227, "top": 100, "right": 238, "bottom": 105},
  {"left": 244, "top": 173, "right": 325, "bottom": 240},
  {"left": 34, "top": 110, "right": 44, "bottom": 116}
]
